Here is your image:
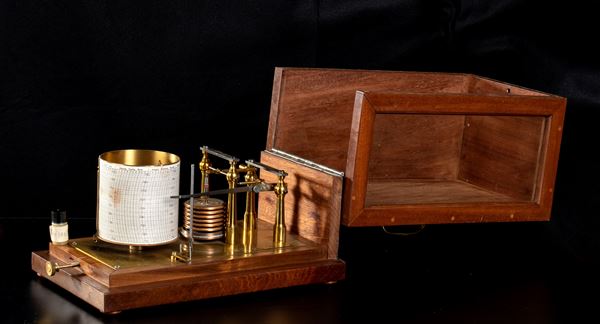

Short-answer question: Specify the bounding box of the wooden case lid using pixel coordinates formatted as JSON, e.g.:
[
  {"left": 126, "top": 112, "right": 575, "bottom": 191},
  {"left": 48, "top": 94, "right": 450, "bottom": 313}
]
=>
[{"left": 265, "top": 67, "right": 566, "bottom": 226}]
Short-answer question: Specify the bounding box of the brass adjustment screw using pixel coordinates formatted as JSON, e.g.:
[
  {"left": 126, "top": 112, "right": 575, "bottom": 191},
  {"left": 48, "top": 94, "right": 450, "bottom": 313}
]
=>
[{"left": 45, "top": 261, "right": 80, "bottom": 276}]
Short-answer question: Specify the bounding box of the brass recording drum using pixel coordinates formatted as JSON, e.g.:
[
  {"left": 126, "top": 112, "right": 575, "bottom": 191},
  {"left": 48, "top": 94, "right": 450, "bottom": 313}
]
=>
[{"left": 97, "top": 149, "right": 180, "bottom": 246}]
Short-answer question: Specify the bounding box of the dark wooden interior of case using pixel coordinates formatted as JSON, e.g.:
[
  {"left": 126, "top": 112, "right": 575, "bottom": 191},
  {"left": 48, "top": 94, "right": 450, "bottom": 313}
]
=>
[{"left": 367, "top": 114, "right": 547, "bottom": 206}]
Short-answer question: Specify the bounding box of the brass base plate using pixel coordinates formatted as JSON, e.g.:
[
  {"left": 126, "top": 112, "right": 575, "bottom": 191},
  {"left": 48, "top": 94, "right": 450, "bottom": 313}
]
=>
[{"left": 68, "top": 220, "right": 312, "bottom": 270}]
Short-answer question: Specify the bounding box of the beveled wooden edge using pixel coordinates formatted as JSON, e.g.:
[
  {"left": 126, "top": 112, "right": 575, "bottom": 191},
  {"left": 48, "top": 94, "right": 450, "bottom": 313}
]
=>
[
  {"left": 267, "top": 66, "right": 561, "bottom": 97},
  {"left": 362, "top": 91, "right": 565, "bottom": 115},
  {"left": 537, "top": 97, "right": 567, "bottom": 216},
  {"left": 33, "top": 250, "right": 345, "bottom": 313},
  {"left": 343, "top": 91, "right": 374, "bottom": 225},
  {"left": 266, "top": 67, "right": 284, "bottom": 150},
  {"left": 344, "top": 90, "right": 567, "bottom": 227}
]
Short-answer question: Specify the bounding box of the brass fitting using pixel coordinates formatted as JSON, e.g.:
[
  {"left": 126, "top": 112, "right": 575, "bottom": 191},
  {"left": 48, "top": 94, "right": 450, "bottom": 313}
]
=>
[
  {"left": 199, "top": 147, "right": 211, "bottom": 193},
  {"left": 244, "top": 159, "right": 288, "bottom": 249},
  {"left": 242, "top": 165, "right": 258, "bottom": 254}
]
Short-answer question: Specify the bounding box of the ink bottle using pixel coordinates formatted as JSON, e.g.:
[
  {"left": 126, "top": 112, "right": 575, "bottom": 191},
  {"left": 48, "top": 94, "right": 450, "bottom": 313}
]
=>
[{"left": 49, "top": 209, "right": 69, "bottom": 245}]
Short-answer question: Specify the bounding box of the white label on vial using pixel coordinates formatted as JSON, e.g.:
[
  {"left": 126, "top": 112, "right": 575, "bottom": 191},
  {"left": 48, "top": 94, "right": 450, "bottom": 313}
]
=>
[{"left": 50, "top": 224, "right": 69, "bottom": 244}]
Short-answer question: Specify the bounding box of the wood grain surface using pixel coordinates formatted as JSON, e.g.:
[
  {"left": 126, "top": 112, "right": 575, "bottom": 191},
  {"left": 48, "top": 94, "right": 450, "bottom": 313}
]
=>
[
  {"left": 366, "top": 180, "right": 516, "bottom": 205},
  {"left": 267, "top": 68, "right": 472, "bottom": 171},
  {"left": 369, "top": 114, "right": 465, "bottom": 180},
  {"left": 258, "top": 150, "right": 343, "bottom": 260},
  {"left": 459, "top": 115, "right": 546, "bottom": 201},
  {"left": 33, "top": 250, "right": 345, "bottom": 313},
  {"left": 344, "top": 89, "right": 565, "bottom": 226}
]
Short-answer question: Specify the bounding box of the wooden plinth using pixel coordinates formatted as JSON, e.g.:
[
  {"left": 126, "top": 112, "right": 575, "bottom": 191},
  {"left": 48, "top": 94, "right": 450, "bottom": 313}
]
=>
[
  {"left": 31, "top": 219, "right": 345, "bottom": 313},
  {"left": 32, "top": 248, "right": 344, "bottom": 313}
]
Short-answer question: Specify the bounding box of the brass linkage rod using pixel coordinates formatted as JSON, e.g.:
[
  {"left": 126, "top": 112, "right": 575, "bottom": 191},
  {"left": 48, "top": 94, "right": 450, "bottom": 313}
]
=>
[
  {"left": 204, "top": 147, "right": 240, "bottom": 163},
  {"left": 246, "top": 160, "right": 288, "bottom": 178}
]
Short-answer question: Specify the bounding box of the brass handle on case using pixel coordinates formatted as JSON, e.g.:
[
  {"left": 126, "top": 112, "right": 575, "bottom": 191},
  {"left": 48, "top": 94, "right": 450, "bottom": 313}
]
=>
[{"left": 45, "top": 260, "right": 80, "bottom": 276}]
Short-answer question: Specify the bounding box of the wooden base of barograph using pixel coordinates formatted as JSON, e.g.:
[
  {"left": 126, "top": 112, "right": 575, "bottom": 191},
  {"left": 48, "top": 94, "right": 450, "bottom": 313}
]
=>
[{"left": 31, "top": 220, "right": 345, "bottom": 313}]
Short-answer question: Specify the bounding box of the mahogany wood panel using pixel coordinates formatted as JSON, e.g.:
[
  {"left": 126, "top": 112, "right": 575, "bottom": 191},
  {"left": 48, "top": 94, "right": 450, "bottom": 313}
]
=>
[
  {"left": 258, "top": 150, "right": 343, "bottom": 259},
  {"left": 267, "top": 68, "right": 472, "bottom": 171},
  {"left": 369, "top": 114, "right": 465, "bottom": 180},
  {"left": 33, "top": 250, "right": 345, "bottom": 313},
  {"left": 458, "top": 116, "right": 546, "bottom": 201}
]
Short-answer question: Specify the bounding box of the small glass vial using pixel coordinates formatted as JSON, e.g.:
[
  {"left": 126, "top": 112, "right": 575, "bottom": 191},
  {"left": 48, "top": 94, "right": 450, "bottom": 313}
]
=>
[{"left": 49, "top": 209, "right": 69, "bottom": 245}]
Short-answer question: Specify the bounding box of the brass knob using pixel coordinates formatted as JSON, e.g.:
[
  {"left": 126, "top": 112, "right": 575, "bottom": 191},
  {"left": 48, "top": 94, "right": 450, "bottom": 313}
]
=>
[{"left": 45, "top": 260, "right": 80, "bottom": 276}]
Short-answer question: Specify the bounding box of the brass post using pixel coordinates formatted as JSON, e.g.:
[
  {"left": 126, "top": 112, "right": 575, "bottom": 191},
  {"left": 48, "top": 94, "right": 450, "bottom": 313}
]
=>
[
  {"left": 186, "top": 164, "right": 195, "bottom": 262},
  {"left": 242, "top": 166, "right": 258, "bottom": 254},
  {"left": 273, "top": 174, "right": 287, "bottom": 248},
  {"left": 225, "top": 160, "right": 239, "bottom": 247}
]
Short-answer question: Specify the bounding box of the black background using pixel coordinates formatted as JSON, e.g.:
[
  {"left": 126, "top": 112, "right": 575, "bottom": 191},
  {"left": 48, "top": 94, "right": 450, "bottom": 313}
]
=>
[{"left": 3, "top": 1, "right": 600, "bottom": 322}]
